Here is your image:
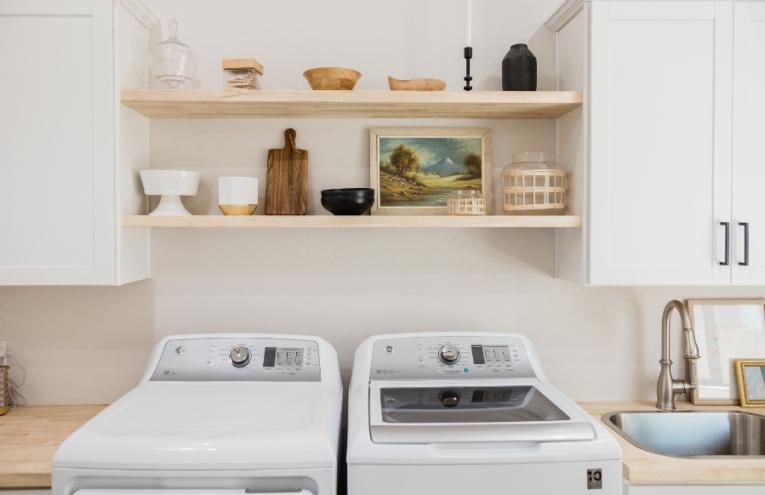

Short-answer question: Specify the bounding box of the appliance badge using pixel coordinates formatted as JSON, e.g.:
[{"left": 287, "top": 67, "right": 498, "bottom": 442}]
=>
[{"left": 587, "top": 469, "right": 602, "bottom": 490}]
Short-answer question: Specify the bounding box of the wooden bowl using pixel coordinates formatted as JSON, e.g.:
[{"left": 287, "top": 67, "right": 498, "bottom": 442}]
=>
[
  {"left": 303, "top": 67, "right": 362, "bottom": 90},
  {"left": 388, "top": 76, "right": 446, "bottom": 91}
]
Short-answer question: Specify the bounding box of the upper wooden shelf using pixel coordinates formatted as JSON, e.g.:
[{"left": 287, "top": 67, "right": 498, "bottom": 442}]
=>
[
  {"left": 122, "top": 215, "right": 582, "bottom": 228},
  {"left": 120, "top": 90, "right": 583, "bottom": 119}
]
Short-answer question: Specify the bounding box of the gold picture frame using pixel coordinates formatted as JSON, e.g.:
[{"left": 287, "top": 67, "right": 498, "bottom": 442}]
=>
[
  {"left": 687, "top": 299, "right": 765, "bottom": 405},
  {"left": 369, "top": 128, "right": 492, "bottom": 215},
  {"left": 735, "top": 359, "right": 765, "bottom": 408}
]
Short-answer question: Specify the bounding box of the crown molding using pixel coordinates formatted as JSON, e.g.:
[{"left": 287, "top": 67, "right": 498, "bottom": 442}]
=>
[
  {"left": 120, "top": 0, "right": 159, "bottom": 29},
  {"left": 546, "top": 0, "right": 585, "bottom": 32}
]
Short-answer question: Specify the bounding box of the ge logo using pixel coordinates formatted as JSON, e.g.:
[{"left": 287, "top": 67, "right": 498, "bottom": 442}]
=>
[{"left": 587, "top": 469, "right": 602, "bottom": 490}]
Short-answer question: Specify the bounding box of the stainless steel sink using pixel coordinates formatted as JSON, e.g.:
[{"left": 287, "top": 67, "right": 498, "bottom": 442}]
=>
[{"left": 603, "top": 411, "right": 765, "bottom": 458}]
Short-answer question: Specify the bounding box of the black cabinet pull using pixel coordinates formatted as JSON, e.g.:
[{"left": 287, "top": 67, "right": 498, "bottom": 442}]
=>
[
  {"left": 740, "top": 222, "right": 749, "bottom": 266},
  {"left": 721, "top": 222, "right": 730, "bottom": 266}
]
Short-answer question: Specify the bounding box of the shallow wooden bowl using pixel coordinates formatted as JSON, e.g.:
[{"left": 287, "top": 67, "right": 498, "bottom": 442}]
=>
[
  {"left": 303, "top": 67, "right": 362, "bottom": 90},
  {"left": 388, "top": 76, "right": 446, "bottom": 91}
]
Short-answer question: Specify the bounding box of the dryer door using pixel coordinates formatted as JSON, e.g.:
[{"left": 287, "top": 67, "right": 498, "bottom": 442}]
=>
[{"left": 369, "top": 380, "right": 595, "bottom": 444}]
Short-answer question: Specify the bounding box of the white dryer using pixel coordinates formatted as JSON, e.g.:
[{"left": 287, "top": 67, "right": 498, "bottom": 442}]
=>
[
  {"left": 347, "top": 333, "right": 622, "bottom": 495},
  {"left": 53, "top": 334, "right": 342, "bottom": 495}
]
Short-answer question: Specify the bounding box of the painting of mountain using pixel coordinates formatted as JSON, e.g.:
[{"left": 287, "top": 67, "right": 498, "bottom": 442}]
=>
[
  {"left": 375, "top": 134, "right": 487, "bottom": 212},
  {"left": 421, "top": 157, "right": 466, "bottom": 175}
]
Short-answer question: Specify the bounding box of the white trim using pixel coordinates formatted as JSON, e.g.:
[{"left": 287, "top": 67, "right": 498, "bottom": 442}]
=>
[
  {"left": 120, "top": 0, "right": 158, "bottom": 29},
  {"left": 546, "top": 0, "right": 585, "bottom": 32}
]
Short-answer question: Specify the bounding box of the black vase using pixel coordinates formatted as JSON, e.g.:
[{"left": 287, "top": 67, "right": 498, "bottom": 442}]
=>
[{"left": 502, "top": 44, "right": 537, "bottom": 91}]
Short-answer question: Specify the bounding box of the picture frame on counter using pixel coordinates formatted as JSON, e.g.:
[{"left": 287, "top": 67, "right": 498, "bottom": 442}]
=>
[
  {"left": 369, "top": 128, "right": 491, "bottom": 215},
  {"left": 687, "top": 299, "right": 765, "bottom": 405},
  {"left": 736, "top": 359, "right": 765, "bottom": 408}
]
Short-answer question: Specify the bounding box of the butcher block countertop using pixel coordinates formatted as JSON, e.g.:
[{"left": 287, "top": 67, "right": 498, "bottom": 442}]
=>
[
  {"left": 2, "top": 403, "right": 765, "bottom": 487},
  {"left": 579, "top": 401, "right": 765, "bottom": 483},
  {"left": 0, "top": 405, "right": 106, "bottom": 488}
]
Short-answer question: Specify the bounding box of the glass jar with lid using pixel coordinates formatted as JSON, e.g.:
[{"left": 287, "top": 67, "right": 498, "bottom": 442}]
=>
[
  {"left": 501, "top": 152, "right": 566, "bottom": 215},
  {"left": 149, "top": 19, "right": 198, "bottom": 89}
]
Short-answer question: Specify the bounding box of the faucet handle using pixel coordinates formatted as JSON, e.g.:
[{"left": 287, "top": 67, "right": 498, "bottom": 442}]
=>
[{"left": 682, "top": 328, "right": 700, "bottom": 360}]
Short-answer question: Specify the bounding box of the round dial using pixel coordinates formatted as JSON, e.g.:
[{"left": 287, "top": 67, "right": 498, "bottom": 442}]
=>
[
  {"left": 438, "top": 344, "right": 460, "bottom": 364},
  {"left": 439, "top": 391, "right": 461, "bottom": 408},
  {"left": 229, "top": 346, "right": 251, "bottom": 368}
]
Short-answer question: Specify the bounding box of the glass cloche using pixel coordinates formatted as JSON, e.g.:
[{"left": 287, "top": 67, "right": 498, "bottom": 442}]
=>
[{"left": 150, "top": 19, "right": 198, "bottom": 89}]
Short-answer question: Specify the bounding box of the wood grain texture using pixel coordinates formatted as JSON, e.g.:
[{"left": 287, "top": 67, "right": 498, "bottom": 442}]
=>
[
  {"left": 579, "top": 401, "right": 765, "bottom": 482},
  {"left": 265, "top": 129, "right": 308, "bottom": 215},
  {"left": 0, "top": 405, "right": 106, "bottom": 488},
  {"left": 120, "top": 90, "right": 583, "bottom": 119},
  {"left": 388, "top": 76, "right": 446, "bottom": 91},
  {"left": 302, "top": 67, "right": 361, "bottom": 90},
  {"left": 121, "top": 215, "right": 583, "bottom": 228}
]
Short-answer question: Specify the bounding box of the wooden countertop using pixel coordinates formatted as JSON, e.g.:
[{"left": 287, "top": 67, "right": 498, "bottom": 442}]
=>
[
  {"left": 3, "top": 403, "right": 765, "bottom": 487},
  {"left": 0, "top": 405, "right": 106, "bottom": 488},
  {"left": 579, "top": 401, "right": 765, "bottom": 483}
]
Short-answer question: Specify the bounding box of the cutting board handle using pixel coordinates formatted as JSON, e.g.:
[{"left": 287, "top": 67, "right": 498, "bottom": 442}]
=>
[{"left": 283, "top": 128, "right": 302, "bottom": 154}]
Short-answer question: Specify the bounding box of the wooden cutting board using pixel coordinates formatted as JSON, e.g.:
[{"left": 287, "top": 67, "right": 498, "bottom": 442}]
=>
[{"left": 265, "top": 128, "right": 308, "bottom": 215}]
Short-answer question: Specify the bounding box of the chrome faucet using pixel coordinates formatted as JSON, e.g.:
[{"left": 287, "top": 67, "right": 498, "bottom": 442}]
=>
[{"left": 656, "top": 300, "right": 701, "bottom": 411}]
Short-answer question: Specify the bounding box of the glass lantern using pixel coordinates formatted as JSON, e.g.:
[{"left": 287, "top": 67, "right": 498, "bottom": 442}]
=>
[
  {"left": 149, "top": 19, "right": 198, "bottom": 89},
  {"left": 501, "top": 152, "right": 566, "bottom": 215}
]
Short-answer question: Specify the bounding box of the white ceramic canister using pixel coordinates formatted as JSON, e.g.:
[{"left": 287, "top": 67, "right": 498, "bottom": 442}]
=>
[{"left": 219, "top": 177, "right": 258, "bottom": 215}]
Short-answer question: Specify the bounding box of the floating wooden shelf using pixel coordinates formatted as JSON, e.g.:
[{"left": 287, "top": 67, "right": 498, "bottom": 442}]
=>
[
  {"left": 120, "top": 90, "right": 583, "bottom": 119},
  {"left": 122, "top": 215, "right": 582, "bottom": 228}
]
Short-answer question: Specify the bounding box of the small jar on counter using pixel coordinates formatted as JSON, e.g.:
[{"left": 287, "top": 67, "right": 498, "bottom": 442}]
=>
[{"left": 222, "top": 58, "right": 263, "bottom": 90}]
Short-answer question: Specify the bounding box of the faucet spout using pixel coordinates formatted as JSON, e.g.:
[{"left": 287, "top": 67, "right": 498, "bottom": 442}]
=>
[{"left": 657, "top": 300, "right": 700, "bottom": 411}]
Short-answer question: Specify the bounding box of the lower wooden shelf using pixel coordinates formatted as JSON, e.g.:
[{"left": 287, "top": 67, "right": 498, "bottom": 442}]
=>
[{"left": 122, "top": 215, "right": 582, "bottom": 228}]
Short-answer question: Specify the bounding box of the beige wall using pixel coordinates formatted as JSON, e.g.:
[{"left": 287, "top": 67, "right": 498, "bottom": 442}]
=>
[{"left": 1, "top": 0, "right": 764, "bottom": 406}]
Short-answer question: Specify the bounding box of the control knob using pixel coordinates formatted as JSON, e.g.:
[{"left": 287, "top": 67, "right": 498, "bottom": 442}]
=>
[
  {"left": 229, "top": 346, "right": 251, "bottom": 368},
  {"left": 438, "top": 344, "right": 460, "bottom": 364},
  {"left": 439, "top": 391, "right": 461, "bottom": 408}
]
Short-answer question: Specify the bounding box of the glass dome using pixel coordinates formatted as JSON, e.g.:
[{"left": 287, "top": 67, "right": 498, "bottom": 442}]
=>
[{"left": 149, "top": 19, "right": 198, "bottom": 89}]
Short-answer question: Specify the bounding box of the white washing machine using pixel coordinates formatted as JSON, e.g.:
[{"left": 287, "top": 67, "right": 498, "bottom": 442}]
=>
[
  {"left": 347, "top": 333, "right": 622, "bottom": 495},
  {"left": 53, "top": 334, "right": 342, "bottom": 495}
]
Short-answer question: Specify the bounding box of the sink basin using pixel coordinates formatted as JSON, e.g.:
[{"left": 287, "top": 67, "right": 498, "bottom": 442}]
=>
[{"left": 603, "top": 411, "right": 765, "bottom": 458}]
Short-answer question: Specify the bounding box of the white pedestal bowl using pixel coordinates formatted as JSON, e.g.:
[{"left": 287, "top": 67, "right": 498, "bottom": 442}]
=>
[{"left": 139, "top": 170, "right": 200, "bottom": 216}]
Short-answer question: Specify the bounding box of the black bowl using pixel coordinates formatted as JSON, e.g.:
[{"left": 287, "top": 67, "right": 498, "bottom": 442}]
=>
[
  {"left": 321, "top": 188, "right": 374, "bottom": 198},
  {"left": 321, "top": 195, "right": 375, "bottom": 215}
]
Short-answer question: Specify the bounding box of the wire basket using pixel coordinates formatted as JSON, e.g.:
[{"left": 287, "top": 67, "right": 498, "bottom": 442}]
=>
[{"left": 0, "top": 366, "right": 9, "bottom": 416}]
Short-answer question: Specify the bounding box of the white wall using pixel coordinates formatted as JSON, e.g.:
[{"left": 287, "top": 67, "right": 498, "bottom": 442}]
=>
[{"left": 1, "top": 0, "right": 764, "bottom": 406}]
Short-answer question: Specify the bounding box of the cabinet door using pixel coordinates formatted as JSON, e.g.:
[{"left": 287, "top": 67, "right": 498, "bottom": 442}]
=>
[
  {"left": 589, "top": 2, "right": 733, "bottom": 285},
  {"left": 732, "top": 3, "right": 765, "bottom": 285},
  {"left": 0, "top": 0, "right": 115, "bottom": 285}
]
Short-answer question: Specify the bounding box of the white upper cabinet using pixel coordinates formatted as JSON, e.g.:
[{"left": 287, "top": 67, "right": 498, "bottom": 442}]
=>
[
  {"left": 0, "top": 0, "right": 152, "bottom": 285},
  {"left": 732, "top": 3, "right": 765, "bottom": 285},
  {"left": 551, "top": 1, "right": 761, "bottom": 286}
]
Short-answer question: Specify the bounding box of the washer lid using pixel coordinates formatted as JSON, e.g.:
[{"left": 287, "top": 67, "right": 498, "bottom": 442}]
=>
[
  {"left": 369, "top": 380, "right": 594, "bottom": 444},
  {"left": 53, "top": 382, "right": 339, "bottom": 470}
]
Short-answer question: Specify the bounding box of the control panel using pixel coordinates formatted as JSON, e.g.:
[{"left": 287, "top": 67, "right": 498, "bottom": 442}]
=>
[
  {"left": 369, "top": 336, "right": 535, "bottom": 380},
  {"left": 150, "top": 338, "right": 321, "bottom": 382}
]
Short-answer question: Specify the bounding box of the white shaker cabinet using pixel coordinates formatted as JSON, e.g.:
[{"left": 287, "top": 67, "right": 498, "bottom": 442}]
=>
[
  {"left": 0, "top": 0, "right": 153, "bottom": 285},
  {"left": 551, "top": 1, "right": 756, "bottom": 286},
  {"left": 732, "top": 3, "right": 765, "bottom": 285}
]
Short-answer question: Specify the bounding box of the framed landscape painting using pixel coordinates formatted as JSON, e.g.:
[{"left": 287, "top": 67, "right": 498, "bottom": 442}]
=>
[{"left": 370, "top": 128, "right": 492, "bottom": 215}]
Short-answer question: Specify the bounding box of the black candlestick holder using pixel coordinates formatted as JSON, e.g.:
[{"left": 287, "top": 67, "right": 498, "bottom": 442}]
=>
[{"left": 464, "top": 47, "right": 473, "bottom": 91}]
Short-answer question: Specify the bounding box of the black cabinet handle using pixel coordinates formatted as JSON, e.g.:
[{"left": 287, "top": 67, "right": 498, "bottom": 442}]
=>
[
  {"left": 721, "top": 222, "right": 730, "bottom": 266},
  {"left": 740, "top": 222, "right": 749, "bottom": 266}
]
